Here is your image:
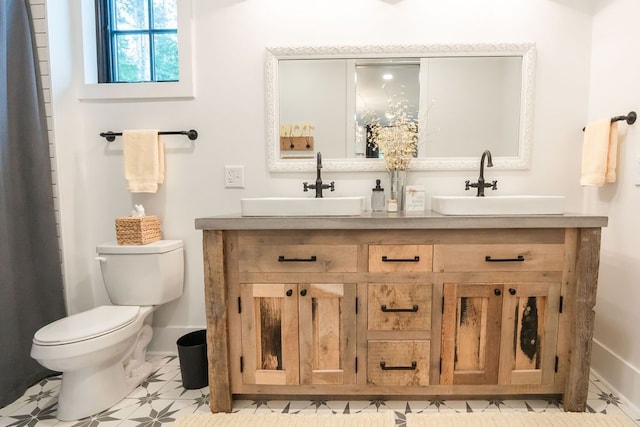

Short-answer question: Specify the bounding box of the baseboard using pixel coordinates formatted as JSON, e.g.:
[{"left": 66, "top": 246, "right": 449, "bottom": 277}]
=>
[
  {"left": 148, "top": 326, "right": 205, "bottom": 355},
  {"left": 591, "top": 338, "right": 640, "bottom": 415}
]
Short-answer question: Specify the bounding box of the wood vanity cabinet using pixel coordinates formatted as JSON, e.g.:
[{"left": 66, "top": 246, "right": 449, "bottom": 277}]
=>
[
  {"left": 365, "top": 244, "right": 434, "bottom": 387},
  {"left": 436, "top": 243, "right": 565, "bottom": 387},
  {"left": 238, "top": 282, "right": 356, "bottom": 387},
  {"left": 231, "top": 233, "right": 358, "bottom": 392},
  {"left": 441, "top": 282, "right": 562, "bottom": 386},
  {"left": 197, "top": 215, "right": 606, "bottom": 414}
]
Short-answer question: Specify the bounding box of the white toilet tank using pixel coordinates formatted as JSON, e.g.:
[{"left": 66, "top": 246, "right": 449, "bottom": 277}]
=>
[{"left": 96, "top": 240, "right": 184, "bottom": 306}]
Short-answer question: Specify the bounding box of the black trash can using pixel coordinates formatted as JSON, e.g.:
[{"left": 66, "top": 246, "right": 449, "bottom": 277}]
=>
[{"left": 176, "top": 329, "right": 209, "bottom": 389}]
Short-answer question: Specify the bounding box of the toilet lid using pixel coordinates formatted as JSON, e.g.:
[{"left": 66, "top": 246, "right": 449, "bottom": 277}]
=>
[
  {"left": 33, "top": 306, "right": 140, "bottom": 345},
  {"left": 97, "top": 240, "right": 183, "bottom": 254}
]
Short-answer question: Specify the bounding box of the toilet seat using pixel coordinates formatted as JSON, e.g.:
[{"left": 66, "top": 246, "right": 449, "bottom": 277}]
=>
[{"left": 33, "top": 306, "right": 140, "bottom": 346}]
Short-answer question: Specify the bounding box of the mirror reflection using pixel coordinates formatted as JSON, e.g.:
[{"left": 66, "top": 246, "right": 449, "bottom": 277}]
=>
[
  {"left": 268, "top": 44, "right": 535, "bottom": 172},
  {"left": 355, "top": 61, "right": 420, "bottom": 160}
]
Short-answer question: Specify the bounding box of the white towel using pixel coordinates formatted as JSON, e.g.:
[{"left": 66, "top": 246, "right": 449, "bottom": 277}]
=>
[
  {"left": 123, "top": 130, "right": 165, "bottom": 193},
  {"left": 580, "top": 118, "right": 619, "bottom": 186}
]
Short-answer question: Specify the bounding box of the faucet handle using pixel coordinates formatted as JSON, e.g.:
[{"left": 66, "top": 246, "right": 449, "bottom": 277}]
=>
[
  {"left": 491, "top": 180, "right": 498, "bottom": 190},
  {"left": 329, "top": 182, "right": 335, "bottom": 192},
  {"left": 464, "top": 180, "right": 471, "bottom": 191},
  {"left": 303, "top": 182, "right": 310, "bottom": 192}
]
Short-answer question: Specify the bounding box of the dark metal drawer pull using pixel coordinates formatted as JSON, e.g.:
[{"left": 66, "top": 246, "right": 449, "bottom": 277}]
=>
[
  {"left": 380, "top": 361, "right": 417, "bottom": 371},
  {"left": 278, "top": 255, "right": 317, "bottom": 262},
  {"left": 485, "top": 255, "right": 525, "bottom": 263},
  {"left": 381, "top": 304, "right": 419, "bottom": 313},
  {"left": 381, "top": 256, "right": 420, "bottom": 262}
]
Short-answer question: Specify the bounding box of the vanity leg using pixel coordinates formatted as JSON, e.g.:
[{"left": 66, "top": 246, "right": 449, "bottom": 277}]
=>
[
  {"left": 564, "top": 228, "right": 601, "bottom": 412},
  {"left": 203, "top": 230, "right": 233, "bottom": 413}
]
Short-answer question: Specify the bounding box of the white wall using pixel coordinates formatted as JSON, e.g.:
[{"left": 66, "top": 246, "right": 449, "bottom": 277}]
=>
[
  {"left": 46, "top": 1, "right": 595, "bottom": 352},
  {"left": 587, "top": 0, "right": 640, "bottom": 411}
]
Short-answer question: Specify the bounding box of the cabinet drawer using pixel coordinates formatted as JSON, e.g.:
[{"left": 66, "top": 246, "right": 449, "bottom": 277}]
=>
[
  {"left": 367, "top": 340, "right": 430, "bottom": 386},
  {"left": 239, "top": 244, "right": 358, "bottom": 273},
  {"left": 368, "top": 284, "right": 431, "bottom": 331},
  {"left": 369, "top": 245, "right": 433, "bottom": 272},
  {"left": 433, "top": 244, "right": 565, "bottom": 272}
]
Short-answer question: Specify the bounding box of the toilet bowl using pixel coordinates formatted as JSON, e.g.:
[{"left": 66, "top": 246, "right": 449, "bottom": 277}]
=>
[
  {"left": 31, "top": 240, "right": 184, "bottom": 421},
  {"left": 31, "top": 306, "right": 154, "bottom": 420}
]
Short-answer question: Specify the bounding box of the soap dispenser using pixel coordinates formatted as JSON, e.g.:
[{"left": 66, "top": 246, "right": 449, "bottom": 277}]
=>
[{"left": 371, "top": 179, "right": 385, "bottom": 211}]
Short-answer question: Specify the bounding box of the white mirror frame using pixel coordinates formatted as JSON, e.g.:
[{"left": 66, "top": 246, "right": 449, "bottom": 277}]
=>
[{"left": 266, "top": 43, "right": 536, "bottom": 173}]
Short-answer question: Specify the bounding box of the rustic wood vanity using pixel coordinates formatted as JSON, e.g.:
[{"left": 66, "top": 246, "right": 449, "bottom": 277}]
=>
[{"left": 195, "top": 212, "right": 607, "bottom": 413}]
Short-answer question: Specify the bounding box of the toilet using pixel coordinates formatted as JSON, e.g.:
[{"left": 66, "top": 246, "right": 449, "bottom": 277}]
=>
[{"left": 31, "top": 240, "right": 184, "bottom": 421}]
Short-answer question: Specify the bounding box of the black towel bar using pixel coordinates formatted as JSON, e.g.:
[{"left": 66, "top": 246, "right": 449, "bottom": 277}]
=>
[
  {"left": 99, "top": 129, "right": 198, "bottom": 142},
  {"left": 582, "top": 111, "right": 636, "bottom": 131}
]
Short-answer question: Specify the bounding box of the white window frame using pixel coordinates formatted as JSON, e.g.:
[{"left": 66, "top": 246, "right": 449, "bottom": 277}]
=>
[{"left": 79, "top": 0, "right": 194, "bottom": 101}]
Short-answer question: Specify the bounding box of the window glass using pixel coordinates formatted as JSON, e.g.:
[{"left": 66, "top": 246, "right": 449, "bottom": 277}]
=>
[
  {"left": 101, "top": 0, "right": 178, "bottom": 82},
  {"left": 153, "top": 33, "right": 178, "bottom": 81},
  {"left": 114, "top": 0, "right": 149, "bottom": 31},
  {"left": 152, "top": 0, "right": 177, "bottom": 29},
  {"left": 115, "top": 33, "right": 151, "bottom": 82}
]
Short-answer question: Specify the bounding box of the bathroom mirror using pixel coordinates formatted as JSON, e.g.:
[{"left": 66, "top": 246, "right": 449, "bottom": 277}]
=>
[{"left": 266, "top": 43, "right": 536, "bottom": 172}]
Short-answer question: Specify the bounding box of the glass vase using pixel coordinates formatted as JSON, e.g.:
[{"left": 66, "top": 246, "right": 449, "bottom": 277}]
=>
[{"left": 389, "top": 170, "right": 407, "bottom": 211}]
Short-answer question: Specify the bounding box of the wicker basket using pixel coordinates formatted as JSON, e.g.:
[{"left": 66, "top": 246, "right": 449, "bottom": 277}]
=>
[{"left": 115, "top": 215, "right": 161, "bottom": 245}]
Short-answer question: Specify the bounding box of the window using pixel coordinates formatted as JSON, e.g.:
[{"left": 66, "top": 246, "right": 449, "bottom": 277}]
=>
[
  {"left": 96, "top": 0, "right": 179, "bottom": 83},
  {"left": 80, "top": 0, "right": 193, "bottom": 100}
]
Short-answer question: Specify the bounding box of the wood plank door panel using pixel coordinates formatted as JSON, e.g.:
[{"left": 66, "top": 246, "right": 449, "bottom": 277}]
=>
[
  {"left": 240, "top": 283, "right": 299, "bottom": 385},
  {"left": 441, "top": 283, "right": 503, "bottom": 385},
  {"left": 298, "top": 283, "right": 357, "bottom": 385},
  {"left": 499, "top": 282, "right": 561, "bottom": 385}
]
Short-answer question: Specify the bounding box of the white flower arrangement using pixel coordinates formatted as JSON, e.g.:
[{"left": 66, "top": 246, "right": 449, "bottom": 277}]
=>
[{"left": 367, "top": 93, "right": 419, "bottom": 171}]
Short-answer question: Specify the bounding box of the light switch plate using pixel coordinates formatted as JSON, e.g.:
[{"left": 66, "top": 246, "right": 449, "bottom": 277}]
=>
[{"left": 224, "top": 165, "right": 245, "bottom": 188}]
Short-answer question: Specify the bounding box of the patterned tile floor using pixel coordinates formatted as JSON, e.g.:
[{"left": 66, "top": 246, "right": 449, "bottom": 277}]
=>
[{"left": 1, "top": 355, "right": 638, "bottom": 426}]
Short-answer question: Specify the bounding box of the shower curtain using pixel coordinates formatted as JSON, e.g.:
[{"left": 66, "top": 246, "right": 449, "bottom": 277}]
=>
[{"left": 0, "top": 0, "right": 66, "bottom": 407}]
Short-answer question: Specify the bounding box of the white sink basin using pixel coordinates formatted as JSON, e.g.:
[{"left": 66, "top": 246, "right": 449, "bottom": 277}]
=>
[
  {"left": 241, "top": 196, "right": 366, "bottom": 217},
  {"left": 431, "top": 195, "right": 565, "bottom": 215}
]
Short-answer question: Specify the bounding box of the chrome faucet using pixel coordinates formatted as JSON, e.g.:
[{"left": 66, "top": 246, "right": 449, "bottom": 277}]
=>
[
  {"left": 303, "top": 152, "right": 335, "bottom": 198},
  {"left": 465, "top": 150, "right": 498, "bottom": 197}
]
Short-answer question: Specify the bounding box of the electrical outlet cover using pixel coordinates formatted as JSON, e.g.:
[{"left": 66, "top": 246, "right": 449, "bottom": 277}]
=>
[{"left": 224, "top": 166, "right": 245, "bottom": 188}]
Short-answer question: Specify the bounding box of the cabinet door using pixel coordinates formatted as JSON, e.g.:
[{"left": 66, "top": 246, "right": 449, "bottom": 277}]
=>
[
  {"left": 441, "top": 283, "right": 503, "bottom": 385},
  {"left": 498, "top": 283, "right": 561, "bottom": 385},
  {"left": 240, "top": 283, "right": 299, "bottom": 385},
  {"left": 298, "top": 284, "right": 357, "bottom": 385}
]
